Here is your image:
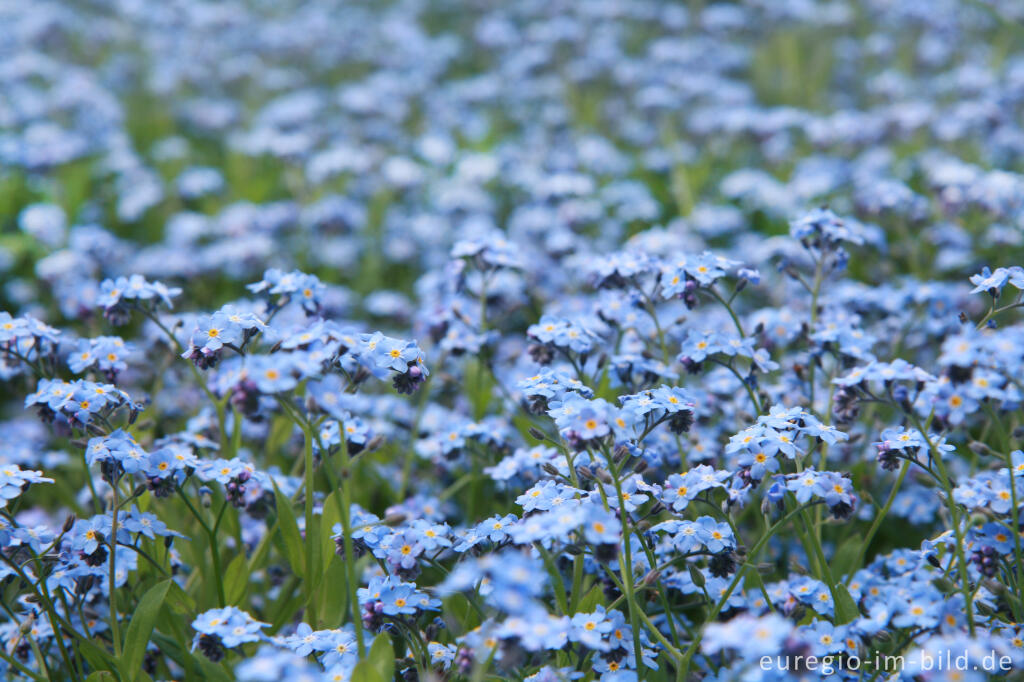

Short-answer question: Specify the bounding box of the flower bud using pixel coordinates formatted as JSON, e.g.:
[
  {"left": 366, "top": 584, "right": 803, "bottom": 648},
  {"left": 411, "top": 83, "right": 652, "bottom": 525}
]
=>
[{"left": 688, "top": 564, "right": 705, "bottom": 588}]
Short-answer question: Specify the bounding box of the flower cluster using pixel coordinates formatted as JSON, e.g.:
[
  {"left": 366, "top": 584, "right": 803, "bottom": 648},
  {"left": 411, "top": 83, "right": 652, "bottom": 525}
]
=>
[
  {"left": 97, "top": 275, "right": 181, "bottom": 325},
  {"left": 192, "top": 607, "right": 269, "bottom": 661},
  {"left": 2, "top": 1, "right": 1024, "bottom": 681}
]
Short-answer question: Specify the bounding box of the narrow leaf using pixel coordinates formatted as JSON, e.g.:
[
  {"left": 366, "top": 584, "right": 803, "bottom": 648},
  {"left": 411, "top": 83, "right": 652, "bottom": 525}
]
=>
[
  {"left": 121, "top": 579, "right": 171, "bottom": 681},
  {"left": 273, "top": 482, "right": 305, "bottom": 578},
  {"left": 350, "top": 660, "right": 386, "bottom": 682},
  {"left": 85, "top": 673, "right": 117, "bottom": 682},
  {"left": 833, "top": 583, "right": 861, "bottom": 624},
  {"left": 576, "top": 584, "right": 606, "bottom": 613},
  {"left": 163, "top": 580, "right": 196, "bottom": 615},
  {"left": 224, "top": 553, "right": 250, "bottom": 605},
  {"left": 320, "top": 490, "right": 343, "bottom": 577},
  {"left": 369, "top": 633, "right": 395, "bottom": 681}
]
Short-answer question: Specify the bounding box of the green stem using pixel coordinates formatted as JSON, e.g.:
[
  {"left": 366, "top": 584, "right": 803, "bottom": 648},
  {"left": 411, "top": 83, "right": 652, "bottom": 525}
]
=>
[
  {"left": 849, "top": 459, "right": 910, "bottom": 581},
  {"left": 398, "top": 352, "right": 442, "bottom": 501},
  {"left": 25, "top": 636, "right": 51, "bottom": 681},
  {"left": 707, "top": 286, "right": 746, "bottom": 338},
  {"left": 991, "top": 412, "right": 1024, "bottom": 621},
  {"left": 604, "top": 447, "right": 644, "bottom": 670},
  {"left": 301, "top": 427, "right": 317, "bottom": 623},
  {"left": 906, "top": 411, "right": 975, "bottom": 634},
  {"left": 144, "top": 309, "right": 228, "bottom": 447},
  {"left": 803, "top": 257, "right": 824, "bottom": 419},
  {"left": 28, "top": 555, "right": 80, "bottom": 682},
  {"left": 975, "top": 294, "right": 1023, "bottom": 329},
  {"left": 632, "top": 531, "right": 685, "bottom": 648},
  {"left": 536, "top": 544, "right": 569, "bottom": 615},
  {"left": 561, "top": 450, "right": 587, "bottom": 615},
  {"left": 678, "top": 503, "right": 813, "bottom": 675},
  {"left": 635, "top": 607, "right": 684, "bottom": 663},
  {"left": 0, "top": 642, "right": 45, "bottom": 681},
  {"left": 319, "top": 420, "right": 367, "bottom": 660},
  {"left": 711, "top": 359, "right": 761, "bottom": 415},
  {"left": 813, "top": 378, "right": 837, "bottom": 543},
  {"left": 108, "top": 482, "right": 122, "bottom": 659},
  {"left": 177, "top": 486, "right": 226, "bottom": 606},
  {"left": 0, "top": 554, "right": 113, "bottom": 676},
  {"left": 80, "top": 449, "right": 102, "bottom": 515},
  {"left": 720, "top": 514, "right": 775, "bottom": 613},
  {"left": 796, "top": 507, "right": 840, "bottom": 608},
  {"left": 641, "top": 293, "right": 671, "bottom": 365}
]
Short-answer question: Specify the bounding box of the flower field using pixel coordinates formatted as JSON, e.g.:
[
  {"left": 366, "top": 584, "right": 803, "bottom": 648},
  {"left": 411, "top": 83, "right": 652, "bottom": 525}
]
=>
[{"left": 2, "top": 1, "right": 1024, "bottom": 680}]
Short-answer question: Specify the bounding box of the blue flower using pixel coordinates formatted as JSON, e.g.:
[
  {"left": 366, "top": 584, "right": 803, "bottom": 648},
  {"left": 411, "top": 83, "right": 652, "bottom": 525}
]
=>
[
  {"left": 247, "top": 269, "right": 325, "bottom": 314},
  {"left": 121, "top": 505, "right": 181, "bottom": 540},
  {"left": 787, "top": 469, "right": 821, "bottom": 504},
  {"left": 318, "top": 629, "right": 358, "bottom": 668},
  {"left": 968, "top": 266, "right": 1022, "bottom": 296},
  {"left": 581, "top": 506, "right": 621, "bottom": 545},
  {"left": 428, "top": 642, "right": 457, "bottom": 669},
  {"left": 892, "top": 591, "right": 941, "bottom": 629},
  {"left": 410, "top": 519, "right": 452, "bottom": 551},
  {"left": 0, "top": 464, "right": 52, "bottom": 506},
  {"left": 192, "top": 606, "right": 268, "bottom": 649},
  {"left": 528, "top": 316, "right": 599, "bottom": 355},
  {"left": 97, "top": 275, "right": 181, "bottom": 314},
  {"left": 498, "top": 610, "right": 570, "bottom": 651},
  {"left": 1012, "top": 450, "right": 1024, "bottom": 478},
  {"left": 702, "top": 613, "right": 792, "bottom": 659},
  {"left": 70, "top": 516, "right": 107, "bottom": 555},
  {"left": 245, "top": 355, "right": 299, "bottom": 394},
  {"left": 569, "top": 606, "right": 613, "bottom": 650},
  {"left": 790, "top": 208, "right": 865, "bottom": 247},
  {"left": 383, "top": 529, "right": 425, "bottom": 574},
  {"left": 604, "top": 475, "right": 649, "bottom": 512},
  {"left": 799, "top": 620, "right": 847, "bottom": 657},
  {"left": 694, "top": 516, "right": 735, "bottom": 553}
]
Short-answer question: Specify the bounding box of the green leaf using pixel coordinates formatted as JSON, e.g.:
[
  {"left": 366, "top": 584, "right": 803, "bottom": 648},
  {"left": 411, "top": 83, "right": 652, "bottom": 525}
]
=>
[
  {"left": 270, "top": 589, "right": 307, "bottom": 632},
  {"left": 164, "top": 580, "right": 196, "bottom": 615},
  {"left": 305, "top": 513, "right": 323, "bottom": 596},
  {"left": 151, "top": 632, "right": 232, "bottom": 682},
  {"left": 369, "top": 633, "right": 395, "bottom": 681},
  {"left": 75, "top": 634, "right": 123, "bottom": 677},
  {"left": 320, "top": 490, "right": 343, "bottom": 577},
  {"left": 273, "top": 482, "right": 305, "bottom": 578},
  {"left": 85, "top": 673, "right": 118, "bottom": 682},
  {"left": 466, "top": 358, "right": 494, "bottom": 420},
  {"left": 198, "top": 657, "right": 235, "bottom": 682},
  {"left": 317, "top": 559, "right": 348, "bottom": 626},
  {"left": 688, "top": 564, "right": 706, "bottom": 589},
  {"left": 831, "top": 535, "right": 864, "bottom": 580},
  {"left": 576, "top": 584, "right": 606, "bottom": 613},
  {"left": 535, "top": 544, "right": 568, "bottom": 615},
  {"left": 443, "top": 594, "right": 479, "bottom": 631},
  {"left": 121, "top": 579, "right": 171, "bottom": 681},
  {"left": 350, "top": 660, "right": 387, "bottom": 682},
  {"left": 833, "top": 583, "right": 861, "bottom": 625},
  {"left": 224, "top": 553, "right": 250, "bottom": 605}
]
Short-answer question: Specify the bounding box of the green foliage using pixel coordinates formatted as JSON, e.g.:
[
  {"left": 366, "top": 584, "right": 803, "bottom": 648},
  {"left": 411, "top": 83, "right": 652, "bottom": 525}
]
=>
[{"left": 121, "top": 580, "right": 172, "bottom": 681}]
